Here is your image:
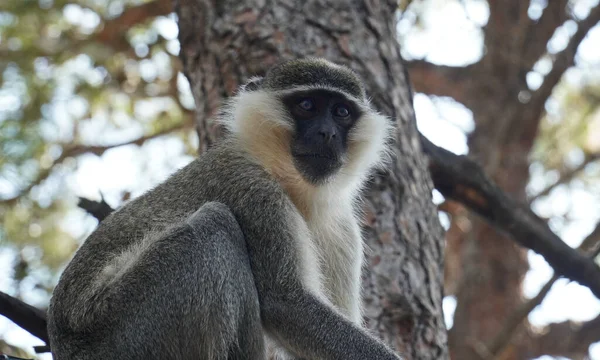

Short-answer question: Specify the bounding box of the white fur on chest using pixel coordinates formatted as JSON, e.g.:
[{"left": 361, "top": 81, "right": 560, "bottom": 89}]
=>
[
  {"left": 306, "top": 202, "right": 364, "bottom": 324},
  {"left": 269, "top": 205, "right": 365, "bottom": 360}
]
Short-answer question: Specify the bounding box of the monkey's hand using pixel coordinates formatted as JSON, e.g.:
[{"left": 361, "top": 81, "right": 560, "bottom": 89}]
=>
[{"left": 262, "top": 291, "right": 402, "bottom": 360}]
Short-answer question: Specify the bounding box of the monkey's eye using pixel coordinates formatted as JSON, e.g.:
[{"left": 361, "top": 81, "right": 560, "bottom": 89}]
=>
[
  {"left": 298, "top": 98, "right": 315, "bottom": 111},
  {"left": 333, "top": 105, "right": 350, "bottom": 118}
]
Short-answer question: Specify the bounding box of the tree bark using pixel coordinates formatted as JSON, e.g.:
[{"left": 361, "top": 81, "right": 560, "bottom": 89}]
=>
[{"left": 174, "top": 0, "right": 448, "bottom": 358}]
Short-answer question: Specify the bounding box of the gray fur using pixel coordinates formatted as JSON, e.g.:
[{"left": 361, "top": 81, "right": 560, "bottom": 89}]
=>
[
  {"left": 262, "top": 58, "right": 366, "bottom": 99},
  {"left": 48, "top": 60, "right": 401, "bottom": 360}
]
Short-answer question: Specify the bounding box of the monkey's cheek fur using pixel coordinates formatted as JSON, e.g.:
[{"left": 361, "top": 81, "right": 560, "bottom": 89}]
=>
[{"left": 292, "top": 154, "right": 342, "bottom": 184}]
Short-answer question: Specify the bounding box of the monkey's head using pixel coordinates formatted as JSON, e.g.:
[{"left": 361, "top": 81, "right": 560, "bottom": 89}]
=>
[{"left": 221, "top": 58, "right": 393, "bottom": 193}]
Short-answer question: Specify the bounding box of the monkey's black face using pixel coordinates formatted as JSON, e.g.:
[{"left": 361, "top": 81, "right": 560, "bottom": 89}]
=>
[{"left": 282, "top": 89, "right": 362, "bottom": 184}]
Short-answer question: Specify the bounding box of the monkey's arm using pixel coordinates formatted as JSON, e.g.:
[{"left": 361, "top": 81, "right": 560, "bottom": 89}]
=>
[
  {"left": 263, "top": 290, "right": 401, "bottom": 359},
  {"left": 233, "top": 189, "right": 401, "bottom": 360}
]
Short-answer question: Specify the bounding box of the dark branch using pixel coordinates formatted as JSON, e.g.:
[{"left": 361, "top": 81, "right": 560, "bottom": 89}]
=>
[
  {"left": 33, "top": 345, "right": 51, "bottom": 354},
  {"left": 420, "top": 135, "right": 600, "bottom": 299},
  {"left": 0, "top": 292, "right": 48, "bottom": 344},
  {"left": 78, "top": 197, "right": 115, "bottom": 222}
]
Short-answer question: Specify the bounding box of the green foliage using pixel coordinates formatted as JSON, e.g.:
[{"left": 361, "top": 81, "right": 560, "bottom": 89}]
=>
[
  {"left": 532, "top": 72, "right": 600, "bottom": 190},
  {"left": 0, "top": 0, "right": 193, "bottom": 306},
  {"left": 534, "top": 79, "right": 600, "bottom": 166}
]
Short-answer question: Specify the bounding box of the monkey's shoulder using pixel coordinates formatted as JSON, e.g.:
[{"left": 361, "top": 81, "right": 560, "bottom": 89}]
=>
[{"left": 94, "top": 141, "right": 285, "bottom": 236}]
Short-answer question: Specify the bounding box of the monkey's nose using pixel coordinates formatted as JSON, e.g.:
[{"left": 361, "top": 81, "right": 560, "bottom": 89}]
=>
[{"left": 318, "top": 128, "right": 337, "bottom": 143}]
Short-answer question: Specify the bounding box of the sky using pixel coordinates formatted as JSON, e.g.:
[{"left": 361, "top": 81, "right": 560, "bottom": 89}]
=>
[{"left": 1, "top": 0, "right": 600, "bottom": 359}]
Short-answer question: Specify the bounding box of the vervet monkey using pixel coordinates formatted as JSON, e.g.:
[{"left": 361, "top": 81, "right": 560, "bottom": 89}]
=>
[{"left": 48, "top": 58, "right": 400, "bottom": 360}]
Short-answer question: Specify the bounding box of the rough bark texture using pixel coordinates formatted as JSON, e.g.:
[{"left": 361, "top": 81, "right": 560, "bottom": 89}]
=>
[{"left": 174, "top": 0, "right": 448, "bottom": 358}]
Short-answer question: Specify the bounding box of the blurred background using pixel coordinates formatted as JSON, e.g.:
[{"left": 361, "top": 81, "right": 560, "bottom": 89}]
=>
[{"left": 1, "top": 0, "right": 599, "bottom": 359}]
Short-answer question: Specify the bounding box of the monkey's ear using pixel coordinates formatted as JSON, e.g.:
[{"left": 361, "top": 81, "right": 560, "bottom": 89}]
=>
[{"left": 243, "top": 76, "right": 264, "bottom": 92}]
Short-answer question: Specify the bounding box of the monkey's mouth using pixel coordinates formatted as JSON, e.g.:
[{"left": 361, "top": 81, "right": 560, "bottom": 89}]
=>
[
  {"left": 294, "top": 153, "right": 335, "bottom": 160},
  {"left": 292, "top": 151, "right": 342, "bottom": 184}
]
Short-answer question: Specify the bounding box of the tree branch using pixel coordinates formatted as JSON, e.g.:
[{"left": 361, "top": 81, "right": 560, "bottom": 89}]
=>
[
  {"left": 406, "top": 60, "right": 475, "bottom": 106},
  {"left": 61, "top": 122, "right": 193, "bottom": 159},
  {"left": 579, "top": 222, "right": 600, "bottom": 255},
  {"left": 525, "top": 4, "right": 600, "bottom": 126},
  {"left": 1, "top": 0, "right": 174, "bottom": 59},
  {"left": 421, "top": 135, "right": 600, "bottom": 299},
  {"left": 514, "top": 312, "right": 600, "bottom": 359},
  {"left": 1, "top": 121, "right": 192, "bottom": 206},
  {"left": 0, "top": 292, "right": 48, "bottom": 344},
  {"left": 78, "top": 197, "right": 115, "bottom": 222},
  {"left": 520, "top": 0, "right": 570, "bottom": 72},
  {"left": 530, "top": 152, "right": 600, "bottom": 201},
  {"left": 95, "top": 0, "right": 174, "bottom": 51},
  {"left": 482, "top": 1, "right": 530, "bottom": 79},
  {"left": 485, "top": 221, "right": 600, "bottom": 358}
]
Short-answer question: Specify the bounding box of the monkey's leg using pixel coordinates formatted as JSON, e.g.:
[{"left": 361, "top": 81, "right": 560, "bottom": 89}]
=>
[
  {"left": 60, "top": 202, "right": 265, "bottom": 360},
  {"left": 184, "top": 202, "right": 266, "bottom": 360}
]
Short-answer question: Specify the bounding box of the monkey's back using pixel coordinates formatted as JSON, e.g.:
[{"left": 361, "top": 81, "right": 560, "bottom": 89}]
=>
[{"left": 48, "top": 139, "right": 285, "bottom": 344}]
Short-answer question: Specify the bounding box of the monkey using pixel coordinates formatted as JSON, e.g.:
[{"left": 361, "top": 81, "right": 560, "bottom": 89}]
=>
[{"left": 47, "top": 58, "right": 400, "bottom": 360}]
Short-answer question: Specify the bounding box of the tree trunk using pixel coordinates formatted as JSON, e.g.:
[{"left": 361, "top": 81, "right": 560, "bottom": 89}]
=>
[{"left": 174, "top": 0, "right": 448, "bottom": 358}]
